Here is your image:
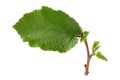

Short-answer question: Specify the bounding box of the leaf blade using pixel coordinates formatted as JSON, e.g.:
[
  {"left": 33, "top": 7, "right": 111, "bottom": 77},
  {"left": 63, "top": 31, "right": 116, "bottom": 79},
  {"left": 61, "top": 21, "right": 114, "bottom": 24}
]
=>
[
  {"left": 92, "top": 41, "right": 100, "bottom": 50},
  {"left": 96, "top": 51, "right": 108, "bottom": 61},
  {"left": 13, "top": 6, "right": 81, "bottom": 53},
  {"left": 94, "top": 46, "right": 101, "bottom": 51}
]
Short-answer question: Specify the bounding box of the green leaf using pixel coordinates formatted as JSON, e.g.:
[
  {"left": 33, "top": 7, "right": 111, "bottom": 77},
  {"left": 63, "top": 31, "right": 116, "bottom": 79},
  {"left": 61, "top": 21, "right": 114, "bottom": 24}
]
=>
[
  {"left": 80, "top": 31, "right": 89, "bottom": 42},
  {"left": 96, "top": 51, "right": 108, "bottom": 61},
  {"left": 92, "top": 41, "right": 100, "bottom": 50},
  {"left": 80, "top": 37, "right": 86, "bottom": 42},
  {"left": 94, "top": 46, "right": 101, "bottom": 51},
  {"left": 13, "top": 6, "right": 81, "bottom": 53},
  {"left": 83, "top": 31, "right": 89, "bottom": 36}
]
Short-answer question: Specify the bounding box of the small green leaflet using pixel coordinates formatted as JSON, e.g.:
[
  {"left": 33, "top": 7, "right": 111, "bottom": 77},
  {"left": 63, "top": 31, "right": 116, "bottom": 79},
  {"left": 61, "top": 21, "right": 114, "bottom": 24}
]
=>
[
  {"left": 92, "top": 41, "right": 100, "bottom": 51},
  {"left": 80, "top": 31, "right": 89, "bottom": 42},
  {"left": 13, "top": 6, "right": 81, "bottom": 53},
  {"left": 96, "top": 51, "right": 108, "bottom": 61},
  {"left": 94, "top": 46, "right": 101, "bottom": 51}
]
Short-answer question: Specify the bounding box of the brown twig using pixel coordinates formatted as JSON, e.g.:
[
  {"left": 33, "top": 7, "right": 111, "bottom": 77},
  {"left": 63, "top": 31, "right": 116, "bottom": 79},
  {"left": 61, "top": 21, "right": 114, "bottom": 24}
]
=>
[
  {"left": 79, "top": 27, "right": 94, "bottom": 75},
  {"left": 84, "top": 40, "right": 92, "bottom": 75}
]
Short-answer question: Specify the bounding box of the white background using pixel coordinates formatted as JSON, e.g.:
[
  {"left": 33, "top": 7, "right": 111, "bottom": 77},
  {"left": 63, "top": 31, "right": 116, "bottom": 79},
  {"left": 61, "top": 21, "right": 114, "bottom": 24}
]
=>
[{"left": 0, "top": 0, "right": 120, "bottom": 80}]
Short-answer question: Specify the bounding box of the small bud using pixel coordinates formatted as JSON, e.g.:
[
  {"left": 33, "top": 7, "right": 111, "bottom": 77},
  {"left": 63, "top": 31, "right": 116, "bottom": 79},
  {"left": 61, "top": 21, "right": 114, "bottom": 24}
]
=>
[{"left": 84, "top": 64, "right": 87, "bottom": 67}]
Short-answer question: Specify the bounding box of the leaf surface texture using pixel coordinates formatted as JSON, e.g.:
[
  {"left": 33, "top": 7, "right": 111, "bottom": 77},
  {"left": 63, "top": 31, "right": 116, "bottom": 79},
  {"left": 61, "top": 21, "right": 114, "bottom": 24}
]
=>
[{"left": 13, "top": 6, "right": 81, "bottom": 52}]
